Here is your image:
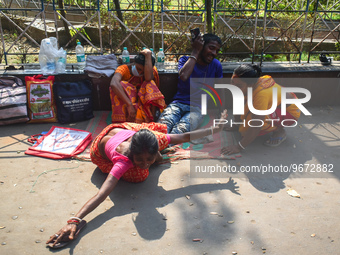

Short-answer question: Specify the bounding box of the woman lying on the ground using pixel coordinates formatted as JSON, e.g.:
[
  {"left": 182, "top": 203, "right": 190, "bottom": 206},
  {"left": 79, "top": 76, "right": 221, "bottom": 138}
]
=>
[
  {"left": 109, "top": 49, "right": 166, "bottom": 123},
  {"left": 46, "top": 110, "right": 227, "bottom": 248},
  {"left": 221, "top": 64, "right": 301, "bottom": 155}
]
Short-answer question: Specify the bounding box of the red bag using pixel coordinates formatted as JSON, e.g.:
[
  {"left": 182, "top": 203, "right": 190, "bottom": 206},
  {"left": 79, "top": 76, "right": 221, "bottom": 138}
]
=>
[
  {"left": 25, "top": 126, "right": 92, "bottom": 159},
  {"left": 25, "top": 75, "right": 58, "bottom": 123}
]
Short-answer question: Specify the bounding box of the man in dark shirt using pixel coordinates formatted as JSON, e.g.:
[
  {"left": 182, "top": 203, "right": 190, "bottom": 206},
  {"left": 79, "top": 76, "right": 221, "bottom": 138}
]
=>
[{"left": 158, "top": 33, "right": 223, "bottom": 134}]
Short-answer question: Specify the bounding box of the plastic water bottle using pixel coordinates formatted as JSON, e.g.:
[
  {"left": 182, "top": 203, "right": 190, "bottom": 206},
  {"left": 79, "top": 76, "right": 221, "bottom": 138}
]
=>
[
  {"left": 56, "top": 49, "right": 67, "bottom": 73},
  {"left": 44, "top": 41, "right": 56, "bottom": 74},
  {"left": 122, "top": 47, "right": 130, "bottom": 64},
  {"left": 157, "top": 48, "right": 165, "bottom": 72},
  {"left": 150, "top": 48, "right": 156, "bottom": 59},
  {"left": 76, "top": 41, "right": 86, "bottom": 71}
]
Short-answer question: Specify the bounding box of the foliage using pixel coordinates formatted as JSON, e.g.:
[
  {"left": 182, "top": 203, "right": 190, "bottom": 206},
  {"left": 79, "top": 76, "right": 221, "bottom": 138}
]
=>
[
  {"left": 333, "top": 42, "right": 340, "bottom": 60},
  {"left": 70, "top": 28, "right": 91, "bottom": 42},
  {"left": 1, "top": 0, "right": 339, "bottom": 65}
]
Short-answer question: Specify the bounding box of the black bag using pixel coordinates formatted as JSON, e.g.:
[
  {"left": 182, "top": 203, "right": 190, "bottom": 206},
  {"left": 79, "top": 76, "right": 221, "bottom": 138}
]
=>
[
  {"left": 53, "top": 80, "right": 94, "bottom": 124},
  {"left": 0, "top": 76, "right": 29, "bottom": 125}
]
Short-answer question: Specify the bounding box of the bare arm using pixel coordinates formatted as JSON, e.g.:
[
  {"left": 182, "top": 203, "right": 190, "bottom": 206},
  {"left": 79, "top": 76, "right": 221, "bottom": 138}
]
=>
[
  {"left": 169, "top": 109, "right": 228, "bottom": 144},
  {"left": 224, "top": 114, "right": 242, "bottom": 131},
  {"left": 110, "top": 72, "right": 131, "bottom": 106},
  {"left": 110, "top": 72, "right": 136, "bottom": 121},
  {"left": 238, "top": 118, "right": 264, "bottom": 148},
  {"left": 178, "top": 35, "right": 204, "bottom": 81},
  {"left": 47, "top": 174, "right": 118, "bottom": 247},
  {"left": 75, "top": 174, "right": 118, "bottom": 219},
  {"left": 140, "top": 49, "right": 154, "bottom": 82},
  {"left": 221, "top": 114, "right": 265, "bottom": 155}
]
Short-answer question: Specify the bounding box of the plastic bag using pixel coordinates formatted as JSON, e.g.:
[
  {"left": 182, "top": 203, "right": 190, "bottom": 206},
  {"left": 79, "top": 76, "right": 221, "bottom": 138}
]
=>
[
  {"left": 0, "top": 76, "right": 29, "bottom": 125},
  {"left": 39, "top": 37, "right": 59, "bottom": 75},
  {"left": 56, "top": 47, "right": 67, "bottom": 74}
]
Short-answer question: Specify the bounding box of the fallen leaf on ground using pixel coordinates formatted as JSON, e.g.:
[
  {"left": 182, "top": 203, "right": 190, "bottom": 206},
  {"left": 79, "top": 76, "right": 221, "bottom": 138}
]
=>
[{"left": 287, "top": 189, "right": 300, "bottom": 198}]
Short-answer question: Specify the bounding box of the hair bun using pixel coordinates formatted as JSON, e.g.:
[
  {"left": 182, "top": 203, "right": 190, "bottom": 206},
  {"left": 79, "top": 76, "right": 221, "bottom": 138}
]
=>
[{"left": 252, "top": 64, "right": 262, "bottom": 77}]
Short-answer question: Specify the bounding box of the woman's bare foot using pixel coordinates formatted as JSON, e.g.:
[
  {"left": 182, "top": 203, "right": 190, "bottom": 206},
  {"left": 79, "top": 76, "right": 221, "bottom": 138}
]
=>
[{"left": 264, "top": 127, "right": 287, "bottom": 147}]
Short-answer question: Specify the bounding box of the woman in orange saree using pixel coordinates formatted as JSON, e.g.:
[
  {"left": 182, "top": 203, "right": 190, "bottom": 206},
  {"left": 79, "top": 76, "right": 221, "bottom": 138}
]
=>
[
  {"left": 110, "top": 49, "right": 166, "bottom": 123},
  {"left": 221, "top": 64, "right": 301, "bottom": 155},
  {"left": 47, "top": 110, "right": 228, "bottom": 249}
]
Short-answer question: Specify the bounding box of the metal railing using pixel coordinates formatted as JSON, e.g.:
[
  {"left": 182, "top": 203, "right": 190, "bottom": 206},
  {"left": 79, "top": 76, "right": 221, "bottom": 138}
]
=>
[{"left": 0, "top": 0, "right": 339, "bottom": 67}]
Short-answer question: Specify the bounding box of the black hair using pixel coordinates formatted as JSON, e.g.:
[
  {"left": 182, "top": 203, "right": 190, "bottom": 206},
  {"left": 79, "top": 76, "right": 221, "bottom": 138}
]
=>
[
  {"left": 128, "top": 129, "right": 159, "bottom": 161},
  {"left": 134, "top": 53, "right": 156, "bottom": 66},
  {"left": 203, "top": 33, "right": 222, "bottom": 47},
  {"left": 234, "top": 64, "right": 262, "bottom": 85}
]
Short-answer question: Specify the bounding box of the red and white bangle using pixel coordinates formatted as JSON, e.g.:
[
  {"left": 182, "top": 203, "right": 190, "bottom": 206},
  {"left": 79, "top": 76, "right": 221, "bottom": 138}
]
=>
[
  {"left": 69, "top": 216, "right": 82, "bottom": 222},
  {"left": 67, "top": 219, "right": 80, "bottom": 225},
  {"left": 67, "top": 217, "right": 82, "bottom": 225}
]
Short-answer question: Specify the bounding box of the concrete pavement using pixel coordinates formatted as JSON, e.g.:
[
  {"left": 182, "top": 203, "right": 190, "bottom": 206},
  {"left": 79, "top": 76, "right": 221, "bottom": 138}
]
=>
[{"left": 0, "top": 106, "right": 339, "bottom": 255}]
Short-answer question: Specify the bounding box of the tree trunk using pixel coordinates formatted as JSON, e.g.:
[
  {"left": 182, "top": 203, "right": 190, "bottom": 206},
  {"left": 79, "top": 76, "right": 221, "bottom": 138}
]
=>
[
  {"left": 113, "top": 0, "right": 126, "bottom": 33},
  {"left": 58, "top": 0, "right": 72, "bottom": 46},
  {"left": 206, "top": 0, "right": 212, "bottom": 34}
]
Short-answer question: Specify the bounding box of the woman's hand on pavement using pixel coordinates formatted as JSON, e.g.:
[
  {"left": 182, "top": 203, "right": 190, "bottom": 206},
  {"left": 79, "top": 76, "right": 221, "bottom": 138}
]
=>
[
  {"left": 221, "top": 145, "right": 241, "bottom": 155},
  {"left": 46, "top": 224, "right": 77, "bottom": 247}
]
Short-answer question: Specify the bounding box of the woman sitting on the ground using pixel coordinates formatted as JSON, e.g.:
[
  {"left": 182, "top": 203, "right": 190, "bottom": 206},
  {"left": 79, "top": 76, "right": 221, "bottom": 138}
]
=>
[
  {"left": 221, "top": 64, "right": 301, "bottom": 155},
  {"left": 46, "top": 110, "right": 227, "bottom": 248},
  {"left": 110, "top": 49, "right": 166, "bottom": 123}
]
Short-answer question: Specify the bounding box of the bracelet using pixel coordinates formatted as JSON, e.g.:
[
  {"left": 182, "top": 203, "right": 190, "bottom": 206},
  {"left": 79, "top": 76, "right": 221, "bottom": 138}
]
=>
[
  {"left": 67, "top": 219, "right": 80, "bottom": 225},
  {"left": 69, "top": 216, "right": 82, "bottom": 222},
  {"left": 189, "top": 55, "right": 197, "bottom": 61},
  {"left": 210, "top": 126, "right": 214, "bottom": 136},
  {"left": 238, "top": 141, "right": 245, "bottom": 150}
]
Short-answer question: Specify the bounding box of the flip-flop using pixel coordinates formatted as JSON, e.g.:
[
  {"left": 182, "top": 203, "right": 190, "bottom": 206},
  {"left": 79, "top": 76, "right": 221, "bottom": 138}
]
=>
[
  {"left": 47, "top": 220, "right": 87, "bottom": 249},
  {"left": 264, "top": 136, "right": 287, "bottom": 147}
]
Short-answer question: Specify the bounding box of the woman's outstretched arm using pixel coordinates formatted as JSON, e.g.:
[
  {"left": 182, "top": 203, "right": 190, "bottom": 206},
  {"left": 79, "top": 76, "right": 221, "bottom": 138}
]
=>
[
  {"left": 46, "top": 174, "right": 118, "bottom": 247},
  {"left": 169, "top": 109, "right": 228, "bottom": 145}
]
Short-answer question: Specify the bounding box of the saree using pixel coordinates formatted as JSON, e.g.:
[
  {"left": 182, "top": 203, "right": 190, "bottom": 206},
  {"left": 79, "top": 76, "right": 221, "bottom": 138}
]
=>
[
  {"left": 239, "top": 75, "right": 301, "bottom": 136},
  {"left": 90, "top": 122, "right": 169, "bottom": 183},
  {"left": 110, "top": 65, "right": 166, "bottom": 123}
]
